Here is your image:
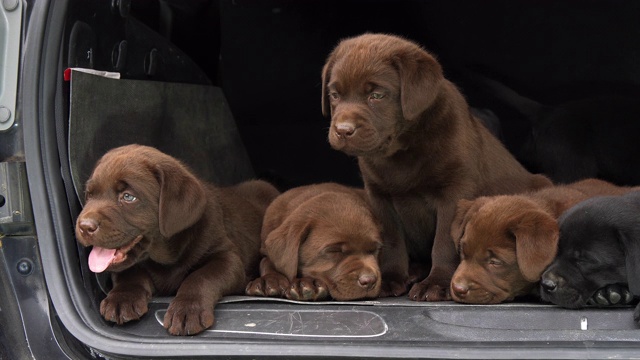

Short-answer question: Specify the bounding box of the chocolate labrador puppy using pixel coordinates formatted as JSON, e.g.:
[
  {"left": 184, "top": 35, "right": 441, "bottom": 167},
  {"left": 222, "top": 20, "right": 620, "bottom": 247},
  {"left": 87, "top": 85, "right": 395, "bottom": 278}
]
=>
[
  {"left": 450, "top": 178, "right": 637, "bottom": 304},
  {"left": 75, "top": 144, "right": 279, "bottom": 335},
  {"left": 321, "top": 33, "right": 551, "bottom": 300},
  {"left": 541, "top": 191, "right": 640, "bottom": 320},
  {"left": 245, "top": 183, "right": 382, "bottom": 301}
]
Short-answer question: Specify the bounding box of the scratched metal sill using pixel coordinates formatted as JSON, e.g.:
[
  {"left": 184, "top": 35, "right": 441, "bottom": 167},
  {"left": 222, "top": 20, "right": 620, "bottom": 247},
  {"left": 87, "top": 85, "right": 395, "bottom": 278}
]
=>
[{"left": 91, "top": 295, "right": 640, "bottom": 343}]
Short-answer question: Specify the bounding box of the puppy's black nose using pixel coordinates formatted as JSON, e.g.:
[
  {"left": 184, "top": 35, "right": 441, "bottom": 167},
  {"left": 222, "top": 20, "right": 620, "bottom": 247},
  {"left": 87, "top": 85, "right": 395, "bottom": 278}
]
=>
[
  {"left": 541, "top": 278, "right": 557, "bottom": 293},
  {"left": 334, "top": 123, "right": 356, "bottom": 138},
  {"left": 78, "top": 218, "right": 99, "bottom": 235}
]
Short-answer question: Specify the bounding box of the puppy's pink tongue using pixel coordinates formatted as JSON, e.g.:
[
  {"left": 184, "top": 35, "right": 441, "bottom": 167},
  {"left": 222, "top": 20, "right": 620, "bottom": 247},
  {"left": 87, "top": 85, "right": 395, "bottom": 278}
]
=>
[{"left": 88, "top": 246, "right": 117, "bottom": 273}]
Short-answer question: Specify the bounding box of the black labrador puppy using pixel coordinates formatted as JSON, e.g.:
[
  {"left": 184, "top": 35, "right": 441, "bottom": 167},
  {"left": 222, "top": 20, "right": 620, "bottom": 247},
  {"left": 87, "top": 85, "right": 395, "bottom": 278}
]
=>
[
  {"left": 540, "top": 191, "right": 640, "bottom": 320},
  {"left": 456, "top": 67, "right": 640, "bottom": 186}
]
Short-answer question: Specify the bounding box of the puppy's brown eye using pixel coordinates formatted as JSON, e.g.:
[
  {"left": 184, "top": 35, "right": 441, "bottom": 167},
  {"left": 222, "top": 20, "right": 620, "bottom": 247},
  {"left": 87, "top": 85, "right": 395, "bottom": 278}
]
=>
[
  {"left": 329, "top": 92, "right": 340, "bottom": 101},
  {"left": 369, "top": 92, "right": 384, "bottom": 100},
  {"left": 122, "top": 193, "right": 137, "bottom": 203}
]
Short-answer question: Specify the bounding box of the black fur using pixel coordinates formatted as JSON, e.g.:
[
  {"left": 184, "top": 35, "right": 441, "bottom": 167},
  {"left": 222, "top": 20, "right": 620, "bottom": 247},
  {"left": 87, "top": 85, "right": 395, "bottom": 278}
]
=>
[{"left": 540, "top": 191, "right": 640, "bottom": 322}]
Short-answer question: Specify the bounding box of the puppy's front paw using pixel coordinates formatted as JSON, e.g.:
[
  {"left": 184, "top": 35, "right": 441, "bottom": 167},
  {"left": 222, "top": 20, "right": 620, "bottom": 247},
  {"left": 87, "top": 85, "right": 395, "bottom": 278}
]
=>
[
  {"left": 286, "top": 277, "right": 329, "bottom": 301},
  {"left": 100, "top": 289, "right": 150, "bottom": 324},
  {"left": 587, "top": 284, "right": 634, "bottom": 306},
  {"left": 163, "top": 298, "right": 214, "bottom": 336},
  {"left": 245, "top": 273, "right": 290, "bottom": 297},
  {"left": 409, "top": 281, "right": 451, "bottom": 302}
]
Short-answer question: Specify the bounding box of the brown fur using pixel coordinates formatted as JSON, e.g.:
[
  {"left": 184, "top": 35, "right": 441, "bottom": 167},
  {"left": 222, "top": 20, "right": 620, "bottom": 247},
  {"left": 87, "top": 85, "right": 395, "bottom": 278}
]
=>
[
  {"left": 75, "top": 144, "right": 279, "bottom": 335},
  {"left": 245, "top": 183, "right": 382, "bottom": 301},
  {"left": 450, "top": 178, "right": 637, "bottom": 304},
  {"left": 321, "top": 33, "right": 551, "bottom": 300}
]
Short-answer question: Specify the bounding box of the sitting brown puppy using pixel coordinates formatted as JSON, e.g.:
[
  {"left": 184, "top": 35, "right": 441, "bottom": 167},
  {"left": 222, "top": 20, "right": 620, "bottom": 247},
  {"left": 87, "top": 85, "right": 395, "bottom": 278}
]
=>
[
  {"left": 321, "top": 33, "right": 551, "bottom": 300},
  {"left": 75, "top": 144, "right": 279, "bottom": 335},
  {"left": 450, "top": 178, "right": 637, "bottom": 304},
  {"left": 245, "top": 183, "right": 382, "bottom": 301}
]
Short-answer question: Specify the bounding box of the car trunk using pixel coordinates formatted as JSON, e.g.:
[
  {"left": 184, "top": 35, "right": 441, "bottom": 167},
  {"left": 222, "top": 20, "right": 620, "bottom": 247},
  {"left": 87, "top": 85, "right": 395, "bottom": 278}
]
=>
[{"left": 21, "top": 0, "right": 640, "bottom": 358}]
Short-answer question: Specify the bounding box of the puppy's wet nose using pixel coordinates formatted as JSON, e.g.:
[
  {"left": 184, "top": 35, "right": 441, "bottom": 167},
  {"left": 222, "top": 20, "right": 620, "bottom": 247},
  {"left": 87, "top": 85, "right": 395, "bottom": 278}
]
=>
[
  {"left": 78, "top": 218, "right": 99, "bottom": 235},
  {"left": 358, "top": 273, "right": 378, "bottom": 289},
  {"left": 541, "top": 278, "right": 558, "bottom": 293},
  {"left": 334, "top": 123, "right": 356, "bottom": 138},
  {"left": 451, "top": 282, "right": 469, "bottom": 297}
]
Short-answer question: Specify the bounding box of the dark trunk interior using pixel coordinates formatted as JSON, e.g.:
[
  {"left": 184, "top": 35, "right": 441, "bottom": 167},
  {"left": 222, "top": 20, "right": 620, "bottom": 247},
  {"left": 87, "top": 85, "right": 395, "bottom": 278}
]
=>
[{"left": 42, "top": 0, "right": 640, "bottom": 358}]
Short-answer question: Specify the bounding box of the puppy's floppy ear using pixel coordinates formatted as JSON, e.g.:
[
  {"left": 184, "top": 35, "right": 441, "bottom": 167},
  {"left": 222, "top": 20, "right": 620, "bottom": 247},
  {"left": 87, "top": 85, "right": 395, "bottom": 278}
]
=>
[
  {"left": 510, "top": 210, "right": 559, "bottom": 282},
  {"left": 450, "top": 198, "right": 477, "bottom": 249},
  {"left": 321, "top": 51, "right": 336, "bottom": 117},
  {"left": 618, "top": 230, "right": 640, "bottom": 295},
  {"left": 155, "top": 159, "right": 207, "bottom": 238},
  {"left": 392, "top": 45, "right": 444, "bottom": 121},
  {"left": 262, "top": 208, "right": 312, "bottom": 281}
]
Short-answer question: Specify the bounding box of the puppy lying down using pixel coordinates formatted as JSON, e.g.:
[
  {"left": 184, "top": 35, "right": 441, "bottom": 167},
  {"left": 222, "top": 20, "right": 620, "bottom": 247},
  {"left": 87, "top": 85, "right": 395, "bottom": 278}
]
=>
[
  {"left": 449, "top": 178, "right": 637, "bottom": 304},
  {"left": 75, "top": 144, "right": 279, "bottom": 335},
  {"left": 541, "top": 191, "right": 640, "bottom": 320},
  {"left": 246, "top": 183, "right": 382, "bottom": 301}
]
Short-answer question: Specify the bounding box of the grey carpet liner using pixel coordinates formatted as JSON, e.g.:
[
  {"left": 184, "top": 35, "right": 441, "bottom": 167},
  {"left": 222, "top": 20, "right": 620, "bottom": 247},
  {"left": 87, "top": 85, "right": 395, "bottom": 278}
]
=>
[{"left": 68, "top": 70, "right": 255, "bottom": 203}]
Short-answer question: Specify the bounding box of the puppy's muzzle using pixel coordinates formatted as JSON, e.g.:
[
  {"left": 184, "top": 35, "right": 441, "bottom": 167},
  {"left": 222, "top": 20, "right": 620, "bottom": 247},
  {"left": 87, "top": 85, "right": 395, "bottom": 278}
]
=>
[
  {"left": 451, "top": 281, "right": 470, "bottom": 298},
  {"left": 358, "top": 273, "right": 378, "bottom": 290},
  {"left": 540, "top": 271, "right": 565, "bottom": 294},
  {"left": 334, "top": 122, "right": 356, "bottom": 139},
  {"left": 77, "top": 218, "right": 99, "bottom": 238}
]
